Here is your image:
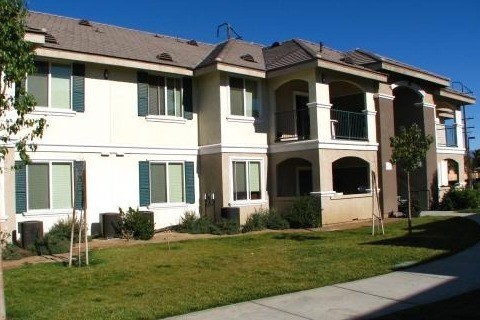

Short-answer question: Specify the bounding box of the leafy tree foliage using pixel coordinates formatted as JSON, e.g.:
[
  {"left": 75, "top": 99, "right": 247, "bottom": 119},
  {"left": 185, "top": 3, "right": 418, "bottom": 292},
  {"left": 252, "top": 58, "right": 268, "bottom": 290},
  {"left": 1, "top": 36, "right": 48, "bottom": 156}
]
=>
[
  {"left": 390, "top": 124, "right": 433, "bottom": 234},
  {"left": 0, "top": 0, "right": 46, "bottom": 164}
]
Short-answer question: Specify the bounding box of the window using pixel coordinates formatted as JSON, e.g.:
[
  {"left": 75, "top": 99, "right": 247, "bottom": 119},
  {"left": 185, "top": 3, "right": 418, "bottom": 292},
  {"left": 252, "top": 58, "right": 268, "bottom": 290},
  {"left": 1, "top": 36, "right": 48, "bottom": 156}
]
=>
[
  {"left": 233, "top": 161, "right": 261, "bottom": 201},
  {"left": 148, "top": 75, "right": 182, "bottom": 117},
  {"left": 27, "top": 61, "right": 72, "bottom": 109},
  {"left": 27, "top": 162, "right": 73, "bottom": 210},
  {"left": 229, "top": 77, "right": 259, "bottom": 118},
  {"left": 150, "top": 162, "right": 184, "bottom": 203}
]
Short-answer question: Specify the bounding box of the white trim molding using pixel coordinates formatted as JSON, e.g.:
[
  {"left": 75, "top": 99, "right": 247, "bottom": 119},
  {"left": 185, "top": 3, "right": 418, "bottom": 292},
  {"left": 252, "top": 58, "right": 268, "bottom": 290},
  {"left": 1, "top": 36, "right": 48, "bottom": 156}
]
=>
[
  {"left": 269, "top": 139, "right": 379, "bottom": 153},
  {"left": 362, "top": 110, "right": 377, "bottom": 116},
  {"left": 199, "top": 143, "right": 268, "bottom": 155},
  {"left": 225, "top": 115, "right": 256, "bottom": 124},
  {"left": 373, "top": 93, "right": 395, "bottom": 100},
  {"left": 307, "top": 102, "right": 332, "bottom": 109},
  {"left": 145, "top": 115, "right": 187, "bottom": 124},
  {"left": 436, "top": 148, "right": 467, "bottom": 155},
  {"left": 35, "top": 143, "right": 199, "bottom": 156},
  {"left": 32, "top": 107, "right": 77, "bottom": 117}
]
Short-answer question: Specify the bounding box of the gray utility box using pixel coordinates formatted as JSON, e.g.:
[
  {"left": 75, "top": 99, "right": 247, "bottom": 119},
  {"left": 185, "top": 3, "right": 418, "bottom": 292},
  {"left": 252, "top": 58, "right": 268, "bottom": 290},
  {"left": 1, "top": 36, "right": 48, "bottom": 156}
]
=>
[
  {"left": 19, "top": 221, "right": 43, "bottom": 249},
  {"left": 221, "top": 207, "right": 240, "bottom": 224}
]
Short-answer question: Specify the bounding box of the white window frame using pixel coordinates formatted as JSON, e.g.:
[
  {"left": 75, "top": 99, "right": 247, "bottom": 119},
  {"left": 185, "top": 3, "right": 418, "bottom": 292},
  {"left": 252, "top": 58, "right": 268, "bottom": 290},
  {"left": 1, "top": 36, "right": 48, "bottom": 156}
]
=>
[
  {"left": 228, "top": 76, "right": 260, "bottom": 119},
  {"left": 25, "top": 161, "right": 74, "bottom": 215},
  {"left": 147, "top": 75, "right": 183, "bottom": 118},
  {"left": 149, "top": 161, "right": 185, "bottom": 205},
  {"left": 26, "top": 61, "right": 73, "bottom": 112},
  {"left": 230, "top": 157, "right": 265, "bottom": 205}
]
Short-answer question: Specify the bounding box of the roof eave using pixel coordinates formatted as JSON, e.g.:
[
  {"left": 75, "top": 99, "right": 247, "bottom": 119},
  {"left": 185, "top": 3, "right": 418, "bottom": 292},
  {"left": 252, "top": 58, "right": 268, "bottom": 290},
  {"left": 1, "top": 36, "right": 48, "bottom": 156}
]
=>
[
  {"left": 194, "top": 62, "right": 266, "bottom": 78},
  {"left": 35, "top": 47, "right": 194, "bottom": 76},
  {"left": 438, "top": 89, "right": 476, "bottom": 105},
  {"left": 317, "top": 59, "right": 388, "bottom": 82},
  {"left": 380, "top": 61, "right": 450, "bottom": 86}
]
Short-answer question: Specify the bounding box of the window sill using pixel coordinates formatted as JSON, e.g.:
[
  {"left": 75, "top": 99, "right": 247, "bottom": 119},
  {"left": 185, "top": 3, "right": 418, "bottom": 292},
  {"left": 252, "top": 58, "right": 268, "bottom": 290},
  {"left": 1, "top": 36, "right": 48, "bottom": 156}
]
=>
[
  {"left": 226, "top": 115, "right": 256, "bottom": 124},
  {"left": 229, "top": 200, "right": 267, "bottom": 207},
  {"left": 145, "top": 115, "right": 186, "bottom": 124},
  {"left": 147, "top": 203, "right": 187, "bottom": 210},
  {"left": 22, "top": 209, "right": 73, "bottom": 217},
  {"left": 331, "top": 193, "right": 372, "bottom": 200},
  {"left": 32, "top": 107, "right": 76, "bottom": 117}
]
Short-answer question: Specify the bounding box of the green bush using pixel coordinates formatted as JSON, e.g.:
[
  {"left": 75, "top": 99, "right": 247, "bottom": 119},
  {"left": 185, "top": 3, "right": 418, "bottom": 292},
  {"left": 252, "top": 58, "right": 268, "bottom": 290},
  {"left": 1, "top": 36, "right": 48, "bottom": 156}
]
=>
[
  {"left": 439, "top": 188, "right": 480, "bottom": 210},
  {"left": 284, "top": 196, "right": 322, "bottom": 228},
  {"left": 242, "top": 208, "right": 289, "bottom": 233},
  {"left": 242, "top": 211, "right": 266, "bottom": 233},
  {"left": 177, "top": 211, "right": 239, "bottom": 235},
  {"left": 119, "top": 207, "right": 155, "bottom": 240},
  {"left": 35, "top": 217, "right": 83, "bottom": 254}
]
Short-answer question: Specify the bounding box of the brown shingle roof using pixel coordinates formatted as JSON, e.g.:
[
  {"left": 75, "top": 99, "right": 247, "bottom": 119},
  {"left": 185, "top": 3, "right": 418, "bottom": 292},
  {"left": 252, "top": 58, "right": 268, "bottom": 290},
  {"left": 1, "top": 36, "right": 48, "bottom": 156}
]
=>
[
  {"left": 197, "top": 39, "right": 265, "bottom": 71},
  {"left": 26, "top": 12, "right": 214, "bottom": 69}
]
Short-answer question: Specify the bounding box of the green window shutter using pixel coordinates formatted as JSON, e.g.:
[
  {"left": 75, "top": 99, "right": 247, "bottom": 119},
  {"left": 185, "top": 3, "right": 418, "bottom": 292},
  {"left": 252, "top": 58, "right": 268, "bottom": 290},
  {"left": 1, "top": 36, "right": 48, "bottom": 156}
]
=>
[
  {"left": 139, "top": 161, "right": 150, "bottom": 206},
  {"left": 74, "top": 161, "right": 85, "bottom": 210},
  {"left": 184, "top": 161, "right": 195, "bottom": 204},
  {"left": 137, "top": 71, "right": 149, "bottom": 116},
  {"left": 182, "top": 77, "right": 193, "bottom": 120},
  {"left": 15, "top": 161, "right": 26, "bottom": 214},
  {"left": 72, "top": 64, "right": 85, "bottom": 112}
]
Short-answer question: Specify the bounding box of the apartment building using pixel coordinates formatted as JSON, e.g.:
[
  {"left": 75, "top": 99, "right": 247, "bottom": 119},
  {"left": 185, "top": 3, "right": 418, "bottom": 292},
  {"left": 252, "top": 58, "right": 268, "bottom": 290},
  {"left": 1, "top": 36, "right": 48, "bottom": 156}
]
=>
[{"left": 2, "top": 12, "right": 475, "bottom": 236}]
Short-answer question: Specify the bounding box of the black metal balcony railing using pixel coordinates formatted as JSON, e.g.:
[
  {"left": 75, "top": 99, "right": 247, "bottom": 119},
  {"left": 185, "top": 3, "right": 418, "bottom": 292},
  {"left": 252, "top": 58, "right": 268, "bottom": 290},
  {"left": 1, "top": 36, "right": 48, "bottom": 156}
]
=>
[
  {"left": 436, "top": 124, "right": 458, "bottom": 147},
  {"left": 331, "top": 109, "right": 367, "bottom": 140},
  {"left": 275, "top": 109, "right": 310, "bottom": 141}
]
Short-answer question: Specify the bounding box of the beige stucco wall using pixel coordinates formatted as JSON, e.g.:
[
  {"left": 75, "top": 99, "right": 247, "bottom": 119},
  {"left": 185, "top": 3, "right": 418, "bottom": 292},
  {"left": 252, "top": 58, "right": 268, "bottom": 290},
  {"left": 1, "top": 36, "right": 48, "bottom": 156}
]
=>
[
  {"left": 198, "top": 72, "right": 221, "bottom": 146},
  {"left": 321, "top": 193, "right": 373, "bottom": 224},
  {"left": 33, "top": 64, "right": 199, "bottom": 149},
  {"left": 1, "top": 149, "right": 17, "bottom": 238}
]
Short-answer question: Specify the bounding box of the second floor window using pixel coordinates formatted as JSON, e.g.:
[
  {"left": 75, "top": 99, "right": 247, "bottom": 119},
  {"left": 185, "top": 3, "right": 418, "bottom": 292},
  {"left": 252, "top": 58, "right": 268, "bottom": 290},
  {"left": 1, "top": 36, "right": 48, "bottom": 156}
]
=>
[
  {"left": 229, "top": 77, "right": 259, "bottom": 118},
  {"left": 27, "top": 61, "right": 72, "bottom": 109},
  {"left": 148, "top": 76, "right": 183, "bottom": 117}
]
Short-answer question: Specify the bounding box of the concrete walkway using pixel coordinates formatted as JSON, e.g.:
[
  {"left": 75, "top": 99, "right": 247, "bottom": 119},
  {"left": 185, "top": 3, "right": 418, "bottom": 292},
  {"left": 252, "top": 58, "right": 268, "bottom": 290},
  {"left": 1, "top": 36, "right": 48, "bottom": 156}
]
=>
[{"left": 164, "top": 212, "right": 480, "bottom": 320}]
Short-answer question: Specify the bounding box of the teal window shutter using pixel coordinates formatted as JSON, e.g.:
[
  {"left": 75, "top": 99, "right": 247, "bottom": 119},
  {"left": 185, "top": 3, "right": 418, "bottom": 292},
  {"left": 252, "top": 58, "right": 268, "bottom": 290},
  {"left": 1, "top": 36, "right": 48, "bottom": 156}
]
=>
[
  {"left": 182, "top": 77, "right": 193, "bottom": 120},
  {"left": 72, "top": 64, "right": 85, "bottom": 112},
  {"left": 137, "top": 71, "right": 149, "bottom": 116},
  {"left": 184, "top": 161, "right": 195, "bottom": 204},
  {"left": 139, "top": 161, "right": 150, "bottom": 206},
  {"left": 74, "top": 161, "right": 85, "bottom": 210},
  {"left": 15, "top": 161, "right": 26, "bottom": 213}
]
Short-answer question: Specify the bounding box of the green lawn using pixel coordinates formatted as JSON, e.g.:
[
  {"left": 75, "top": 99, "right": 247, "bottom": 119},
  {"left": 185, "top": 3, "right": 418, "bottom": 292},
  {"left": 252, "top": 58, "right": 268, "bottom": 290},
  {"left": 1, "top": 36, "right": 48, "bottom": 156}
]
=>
[{"left": 5, "top": 216, "right": 480, "bottom": 320}]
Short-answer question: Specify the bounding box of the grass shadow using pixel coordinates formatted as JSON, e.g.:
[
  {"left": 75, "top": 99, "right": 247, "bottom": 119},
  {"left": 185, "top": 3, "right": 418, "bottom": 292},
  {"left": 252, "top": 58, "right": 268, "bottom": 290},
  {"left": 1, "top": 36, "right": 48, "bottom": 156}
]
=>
[
  {"left": 272, "top": 233, "right": 325, "bottom": 242},
  {"left": 363, "top": 217, "right": 480, "bottom": 252}
]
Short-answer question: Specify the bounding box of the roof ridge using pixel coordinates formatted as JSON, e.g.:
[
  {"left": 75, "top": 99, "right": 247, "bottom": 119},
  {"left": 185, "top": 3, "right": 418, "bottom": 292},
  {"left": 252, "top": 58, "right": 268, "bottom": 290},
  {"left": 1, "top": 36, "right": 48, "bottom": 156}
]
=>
[
  {"left": 28, "top": 11, "right": 213, "bottom": 47},
  {"left": 292, "top": 39, "right": 318, "bottom": 58}
]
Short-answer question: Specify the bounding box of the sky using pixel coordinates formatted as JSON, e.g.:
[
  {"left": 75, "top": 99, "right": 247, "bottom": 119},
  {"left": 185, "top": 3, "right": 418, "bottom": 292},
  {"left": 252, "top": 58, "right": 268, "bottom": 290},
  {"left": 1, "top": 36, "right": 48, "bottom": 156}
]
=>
[{"left": 27, "top": 0, "right": 480, "bottom": 150}]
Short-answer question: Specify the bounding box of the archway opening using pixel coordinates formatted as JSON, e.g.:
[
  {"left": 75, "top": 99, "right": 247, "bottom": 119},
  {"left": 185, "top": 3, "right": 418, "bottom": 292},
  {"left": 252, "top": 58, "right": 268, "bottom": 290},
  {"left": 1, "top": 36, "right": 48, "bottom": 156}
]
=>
[
  {"left": 332, "top": 157, "right": 370, "bottom": 195},
  {"left": 277, "top": 158, "right": 312, "bottom": 197}
]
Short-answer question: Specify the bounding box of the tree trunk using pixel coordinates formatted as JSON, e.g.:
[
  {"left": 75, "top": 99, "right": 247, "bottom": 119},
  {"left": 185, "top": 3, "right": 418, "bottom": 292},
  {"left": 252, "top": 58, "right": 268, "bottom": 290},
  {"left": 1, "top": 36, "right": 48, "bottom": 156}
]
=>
[
  {"left": 407, "top": 172, "right": 412, "bottom": 235},
  {"left": 0, "top": 240, "right": 6, "bottom": 320}
]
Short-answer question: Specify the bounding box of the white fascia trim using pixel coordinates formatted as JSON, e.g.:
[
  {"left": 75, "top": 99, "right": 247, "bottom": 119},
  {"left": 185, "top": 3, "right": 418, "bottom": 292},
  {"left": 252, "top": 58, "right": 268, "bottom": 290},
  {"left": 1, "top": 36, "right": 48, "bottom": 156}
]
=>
[
  {"left": 216, "top": 63, "right": 266, "bottom": 78},
  {"left": 422, "top": 102, "right": 436, "bottom": 109},
  {"left": 199, "top": 144, "right": 268, "bottom": 155},
  {"left": 374, "top": 93, "right": 395, "bottom": 100},
  {"left": 362, "top": 110, "right": 377, "bottom": 116},
  {"left": 311, "top": 191, "right": 337, "bottom": 197},
  {"left": 35, "top": 47, "right": 193, "bottom": 76},
  {"left": 226, "top": 115, "right": 256, "bottom": 124},
  {"left": 307, "top": 102, "right": 332, "bottom": 109},
  {"left": 32, "top": 107, "right": 76, "bottom": 117},
  {"left": 34, "top": 143, "right": 199, "bottom": 156},
  {"left": 436, "top": 148, "right": 467, "bottom": 155},
  {"left": 269, "top": 139, "right": 378, "bottom": 153},
  {"left": 145, "top": 115, "right": 187, "bottom": 124}
]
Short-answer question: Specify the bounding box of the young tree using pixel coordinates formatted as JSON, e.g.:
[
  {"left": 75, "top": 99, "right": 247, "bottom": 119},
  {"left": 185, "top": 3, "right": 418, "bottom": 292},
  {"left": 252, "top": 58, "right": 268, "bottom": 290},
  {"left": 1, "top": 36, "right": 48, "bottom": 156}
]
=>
[
  {"left": 390, "top": 123, "right": 433, "bottom": 235},
  {"left": 1, "top": 1, "right": 47, "bottom": 319},
  {"left": 1, "top": 0, "right": 46, "bottom": 164}
]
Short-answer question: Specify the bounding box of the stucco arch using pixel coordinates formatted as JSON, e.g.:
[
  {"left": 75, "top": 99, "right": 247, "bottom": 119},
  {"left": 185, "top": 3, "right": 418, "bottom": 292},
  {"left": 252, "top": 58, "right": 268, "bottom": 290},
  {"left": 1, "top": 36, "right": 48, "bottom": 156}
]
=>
[{"left": 391, "top": 81, "right": 426, "bottom": 98}]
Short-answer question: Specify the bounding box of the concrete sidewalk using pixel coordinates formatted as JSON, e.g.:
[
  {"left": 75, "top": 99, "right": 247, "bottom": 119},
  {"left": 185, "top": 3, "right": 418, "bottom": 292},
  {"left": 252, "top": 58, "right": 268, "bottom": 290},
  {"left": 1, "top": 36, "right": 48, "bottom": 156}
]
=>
[{"left": 164, "top": 212, "right": 480, "bottom": 320}]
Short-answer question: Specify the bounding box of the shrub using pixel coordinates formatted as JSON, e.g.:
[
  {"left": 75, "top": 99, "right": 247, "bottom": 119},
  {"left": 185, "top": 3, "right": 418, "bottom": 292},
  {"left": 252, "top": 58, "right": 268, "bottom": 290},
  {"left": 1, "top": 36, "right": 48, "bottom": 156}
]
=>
[
  {"left": 284, "top": 196, "right": 322, "bottom": 228},
  {"left": 1, "top": 231, "right": 25, "bottom": 260},
  {"left": 177, "top": 211, "right": 239, "bottom": 235},
  {"left": 35, "top": 217, "right": 83, "bottom": 254},
  {"left": 119, "top": 207, "right": 155, "bottom": 240},
  {"left": 242, "top": 208, "right": 289, "bottom": 233},
  {"left": 242, "top": 211, "right": 266, "bottom": 233},
  {"left": 439, "top": 188, "right": 480, "bottom": 210}
]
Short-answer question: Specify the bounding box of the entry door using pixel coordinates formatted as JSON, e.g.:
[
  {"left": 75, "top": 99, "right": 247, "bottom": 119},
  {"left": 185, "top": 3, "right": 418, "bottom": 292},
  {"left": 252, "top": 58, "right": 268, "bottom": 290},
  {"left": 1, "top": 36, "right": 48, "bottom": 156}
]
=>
[{"left": 295, "top": 94, "right": 310, "bottom": 139}]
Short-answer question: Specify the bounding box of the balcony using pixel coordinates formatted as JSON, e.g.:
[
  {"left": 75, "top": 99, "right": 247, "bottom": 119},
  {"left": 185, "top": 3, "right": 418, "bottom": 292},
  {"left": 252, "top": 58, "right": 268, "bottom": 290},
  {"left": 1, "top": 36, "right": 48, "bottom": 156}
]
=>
[
  {"left": 275, "top": 109, "right": 310, "bottom": 141},
  {"left": 436, "top": 124, "right": 458, "bottom": 147},
  {"left": 331, "top": 109, "right": 367, "bottom": 141}
]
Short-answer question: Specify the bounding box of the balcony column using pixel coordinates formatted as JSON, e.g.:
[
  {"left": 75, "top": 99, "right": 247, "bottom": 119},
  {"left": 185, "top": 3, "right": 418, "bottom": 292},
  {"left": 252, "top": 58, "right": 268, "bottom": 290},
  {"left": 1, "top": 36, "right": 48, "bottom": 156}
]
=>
[
  {"left": 455, "top": 109, "right": 464, "bottom": 149},
  {"left": 307, "top": 78, "right": 331, "bottom": 141},
  {"left": 363, "top": 92, "right": 377, "bottom": 144},
  {"left": 374, "top": 88, "right": 397, "bottom": 215},
  {"left": 422, "top": 102, "right": 438, "bottom": 209}
]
